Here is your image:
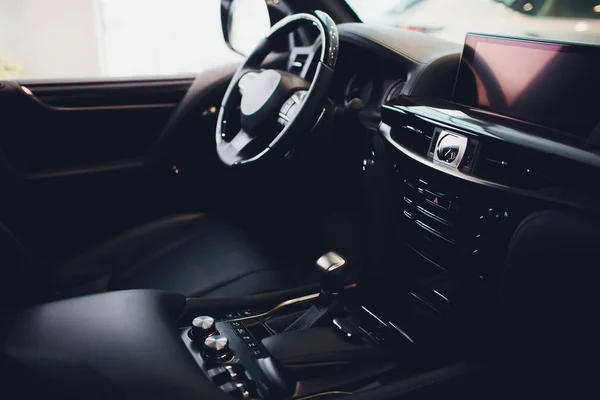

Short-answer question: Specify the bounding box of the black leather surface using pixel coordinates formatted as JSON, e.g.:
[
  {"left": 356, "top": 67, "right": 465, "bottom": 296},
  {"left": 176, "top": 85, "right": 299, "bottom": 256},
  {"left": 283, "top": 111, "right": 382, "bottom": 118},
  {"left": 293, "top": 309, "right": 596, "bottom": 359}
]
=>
[
  {"left": 0, "top": 219, "right": 40, "bottom": 310},
  {"left": 2, "top": 290, "right": 230, "bottom": 400},
  {"left": 56, "top": 213, "right": 290, "bottom": 298},
  {"left": 262, "top": 326, "right": 381, "bottom": 371}
]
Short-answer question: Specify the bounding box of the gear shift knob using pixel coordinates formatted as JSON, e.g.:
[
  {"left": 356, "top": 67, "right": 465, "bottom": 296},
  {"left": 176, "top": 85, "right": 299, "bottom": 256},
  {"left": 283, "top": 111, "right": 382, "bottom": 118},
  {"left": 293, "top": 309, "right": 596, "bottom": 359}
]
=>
[
  {"left": 316, "top": 252, "right": 347, "bottom": 295},
  {"left": 284, "top": 252, "right": 348, "bottom": 332}
]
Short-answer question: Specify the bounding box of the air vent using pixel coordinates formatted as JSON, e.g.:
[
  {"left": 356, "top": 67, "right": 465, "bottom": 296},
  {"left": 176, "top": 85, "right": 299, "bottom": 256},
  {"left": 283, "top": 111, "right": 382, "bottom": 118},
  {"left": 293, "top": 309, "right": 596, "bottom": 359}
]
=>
[
  {"left": 474, "top": 146, "right": 555, "bottom": 189},
  {"left": 290, "top": 53, "right": 309, "bottom": 75},
  {"left": 390, "top": 120, "right": 434, "bottom": 156},
  {"left": 384, "top": 79, "right": 407, "bottom": 104}
]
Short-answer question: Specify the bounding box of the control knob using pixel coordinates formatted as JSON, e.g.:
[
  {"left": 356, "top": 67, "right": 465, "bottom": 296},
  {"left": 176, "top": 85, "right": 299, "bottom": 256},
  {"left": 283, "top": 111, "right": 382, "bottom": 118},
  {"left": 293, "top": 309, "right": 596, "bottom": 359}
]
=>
[
  {"left": 203, "top": 335, "right": 233, "bottom": 361},
  {"left": 189, "top": 315, "right": 217, "bottom": 341}
]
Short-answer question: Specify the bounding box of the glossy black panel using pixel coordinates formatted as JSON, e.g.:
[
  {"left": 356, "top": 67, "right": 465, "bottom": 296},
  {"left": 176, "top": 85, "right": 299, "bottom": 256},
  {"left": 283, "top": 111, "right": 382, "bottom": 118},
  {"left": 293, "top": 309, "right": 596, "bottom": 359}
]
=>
[
  {"left": 382, "top": 96, "right": 600, "bottom": 197},
  {"left": 454, "top": 34, "right": 600, "bottom": 138}
]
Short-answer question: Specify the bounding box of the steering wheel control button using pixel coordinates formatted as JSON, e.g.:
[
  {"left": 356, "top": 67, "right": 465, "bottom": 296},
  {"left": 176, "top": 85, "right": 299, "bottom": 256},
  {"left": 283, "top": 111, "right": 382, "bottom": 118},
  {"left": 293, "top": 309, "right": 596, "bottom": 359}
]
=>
[
  {"left": 280, "top": 98, "right": 295, "bottom": 114},
  {"left": 202, "top": 335, "right": 233, "bottom": 362},
  {"left": 189, "top": 316, "right": 217, "bottom": 341}
]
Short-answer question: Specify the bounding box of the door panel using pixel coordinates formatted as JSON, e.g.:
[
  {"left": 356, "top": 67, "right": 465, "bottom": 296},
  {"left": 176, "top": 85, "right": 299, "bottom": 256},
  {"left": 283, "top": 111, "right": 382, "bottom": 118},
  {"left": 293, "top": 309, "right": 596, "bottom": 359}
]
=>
[
  {"left": 0, "top": 76, "right": 199, "bottom": 262},
  {"left": 3, "top": 77, "right": 194, "bottom": 173}
]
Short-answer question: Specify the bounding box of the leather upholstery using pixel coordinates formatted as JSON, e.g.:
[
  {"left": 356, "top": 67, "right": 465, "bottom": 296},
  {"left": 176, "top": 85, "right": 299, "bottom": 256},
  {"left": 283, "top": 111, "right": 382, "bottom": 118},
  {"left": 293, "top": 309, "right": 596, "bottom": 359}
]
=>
[
  {"left": 4, "top": 290, "right": 233, "bottom": 400},
  {"left": 55, "top": 213, "right": 290, "bottom": 299}
]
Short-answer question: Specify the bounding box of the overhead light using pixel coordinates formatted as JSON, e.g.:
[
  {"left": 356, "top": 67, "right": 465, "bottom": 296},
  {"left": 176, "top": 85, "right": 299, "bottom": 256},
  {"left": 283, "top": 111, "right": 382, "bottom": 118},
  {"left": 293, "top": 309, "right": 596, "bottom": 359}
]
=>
[
  {"left": 523, "top": 3, "right": 533, "bottom": 11},
  {"left": 594, "top": 5, "right": 600, "bottom": 12}
]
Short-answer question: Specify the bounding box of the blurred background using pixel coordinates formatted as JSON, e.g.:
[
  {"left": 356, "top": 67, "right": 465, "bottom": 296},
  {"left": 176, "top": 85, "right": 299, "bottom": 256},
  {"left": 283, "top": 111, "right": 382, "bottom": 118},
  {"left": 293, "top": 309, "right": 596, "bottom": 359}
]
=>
[
  {"left": 1, "top": 0, "right": 599, "bottom": 80},
  {"left": 0, "top": 0, "right": 242, "bottom": 80},
  {"left": 347, "top": 0, "right": 600, "bottom": 45}
]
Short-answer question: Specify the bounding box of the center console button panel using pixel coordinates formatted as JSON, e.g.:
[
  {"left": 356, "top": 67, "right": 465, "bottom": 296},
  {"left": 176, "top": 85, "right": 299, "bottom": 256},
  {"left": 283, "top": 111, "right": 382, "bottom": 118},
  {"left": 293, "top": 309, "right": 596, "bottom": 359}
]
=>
[{"left": 181, "top": 317, "right": 272, "bottom": 399}]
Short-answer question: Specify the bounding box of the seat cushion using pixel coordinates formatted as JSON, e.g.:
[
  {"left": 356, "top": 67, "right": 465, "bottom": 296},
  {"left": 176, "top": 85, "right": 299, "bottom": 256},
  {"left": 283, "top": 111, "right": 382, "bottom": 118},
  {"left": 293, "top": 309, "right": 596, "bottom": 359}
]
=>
[{"left": 56, "top": 213, "right": 290, "bottom": 298}]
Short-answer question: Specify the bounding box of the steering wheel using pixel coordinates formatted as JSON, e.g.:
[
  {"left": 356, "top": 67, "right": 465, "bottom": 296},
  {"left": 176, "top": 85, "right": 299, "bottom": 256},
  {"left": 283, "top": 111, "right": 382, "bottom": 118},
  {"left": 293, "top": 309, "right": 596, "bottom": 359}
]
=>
[{"left": 216, "top": 11, "right": 339, "bottom": 166}]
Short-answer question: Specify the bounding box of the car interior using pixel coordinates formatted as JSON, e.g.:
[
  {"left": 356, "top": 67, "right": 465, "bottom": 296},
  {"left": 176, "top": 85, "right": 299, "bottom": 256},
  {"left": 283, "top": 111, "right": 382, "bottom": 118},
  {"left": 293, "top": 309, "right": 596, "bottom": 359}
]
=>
[{"left": 1, "top": 0, "right": 600, "bottom": 399}]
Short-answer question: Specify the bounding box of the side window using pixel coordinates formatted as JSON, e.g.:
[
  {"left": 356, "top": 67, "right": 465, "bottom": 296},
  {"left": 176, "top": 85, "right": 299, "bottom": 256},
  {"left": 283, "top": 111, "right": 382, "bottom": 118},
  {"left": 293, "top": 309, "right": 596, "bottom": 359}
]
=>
[{"left": 0, "top": 0, "right": 243, "bottom": 80}]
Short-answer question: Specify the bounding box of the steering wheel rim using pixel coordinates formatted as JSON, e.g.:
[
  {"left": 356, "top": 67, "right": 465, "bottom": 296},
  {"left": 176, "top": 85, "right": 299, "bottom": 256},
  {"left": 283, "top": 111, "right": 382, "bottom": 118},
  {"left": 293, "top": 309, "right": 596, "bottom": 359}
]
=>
[{"left": 215, "top": 11, "right": 339, "bottom": 166}]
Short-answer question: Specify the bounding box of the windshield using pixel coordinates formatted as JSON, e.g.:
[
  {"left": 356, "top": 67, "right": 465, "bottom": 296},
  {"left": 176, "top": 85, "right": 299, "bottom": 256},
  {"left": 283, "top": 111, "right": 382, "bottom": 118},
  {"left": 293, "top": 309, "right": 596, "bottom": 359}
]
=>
[{"left": 346, "top": 0, "right": 600, "bottom": 45}]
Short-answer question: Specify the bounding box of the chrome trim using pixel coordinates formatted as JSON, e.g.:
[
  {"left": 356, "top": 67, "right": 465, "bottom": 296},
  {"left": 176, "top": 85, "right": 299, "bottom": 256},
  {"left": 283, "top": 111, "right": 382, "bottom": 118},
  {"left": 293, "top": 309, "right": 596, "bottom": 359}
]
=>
[
  {"left": 316, "top": 251, "right": 346, "bottom": 273},
  {"left": 312, "top": 107, "right": 327, "bottom": 130},
  {"left": 224, "top": 365, "right": 238, "bottom": 380},
  {"left": 227, "top": 293, "right": 320, "bottom": 322},
  {"left": 235, "top": 382, "right": 250, "bottom": 399},
  {"left": 415, "top": 219, "right": 456, "bottom": 245},
  {"left": 226, "top": 284, "right": 358, "bottom": 322},
  {"left": 388, "top": 321, "right": 415, "bottom": 343},
  {"left": 410, "top": 292, "right": 440, "bottom": 314},
  {"left": 235, "top": 147, "right": 270, "bottom": 165},
  {"left": 296, "top": 392, "right": 353, "bottom": 399},
  {"left": 433, "top": 290, "right": 450, "bottom": 303},
  {"left": 405, "top": 243, "right": 448, "bottom": 272},
  {"left": 380, "top": 120, "right": 586, "bottom": 210},
  {"left": 361, "top": 306, "right": 388, "bottom": 328},
  {"left": 432, "top": 130, "right": 468, "bottom": 169},
  {"left": 380, "top": 122, "right": 514, "bottom": 192},
  {"left": 21, "top": 85, "right": 176, "bottom": 111},
  {"left": 21, "top": 85, "right": 33, "bottom": 96},
  {"left": 416, "top": 205, "right": 453, "bottom": 227}
]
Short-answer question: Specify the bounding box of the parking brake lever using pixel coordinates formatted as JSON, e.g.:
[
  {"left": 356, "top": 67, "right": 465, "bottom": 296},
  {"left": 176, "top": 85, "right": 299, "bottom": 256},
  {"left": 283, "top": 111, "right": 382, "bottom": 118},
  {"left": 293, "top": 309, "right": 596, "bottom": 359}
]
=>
[{"left": 284, "top": 252, "right": 348, "bottom": 332}]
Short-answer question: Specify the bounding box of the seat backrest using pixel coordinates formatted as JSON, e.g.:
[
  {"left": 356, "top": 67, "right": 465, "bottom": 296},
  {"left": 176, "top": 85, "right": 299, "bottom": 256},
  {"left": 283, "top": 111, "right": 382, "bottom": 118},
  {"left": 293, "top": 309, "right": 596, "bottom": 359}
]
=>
[
  {"left": 494, "top": 210, "right": 600, "bottom": 398},
  {"left": 0, "top": 147, "right": 46, "bottom": 312},
  {"left": 0, "top": 219, "right": 43, "bottom": 312}
]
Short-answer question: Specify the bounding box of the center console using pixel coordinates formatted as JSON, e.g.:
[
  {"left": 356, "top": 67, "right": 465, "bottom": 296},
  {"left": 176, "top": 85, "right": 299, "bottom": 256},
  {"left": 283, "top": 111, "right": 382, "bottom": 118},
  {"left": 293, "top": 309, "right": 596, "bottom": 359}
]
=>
[{"left": 178, "top": 253, "right": 419, "bottom": 399}]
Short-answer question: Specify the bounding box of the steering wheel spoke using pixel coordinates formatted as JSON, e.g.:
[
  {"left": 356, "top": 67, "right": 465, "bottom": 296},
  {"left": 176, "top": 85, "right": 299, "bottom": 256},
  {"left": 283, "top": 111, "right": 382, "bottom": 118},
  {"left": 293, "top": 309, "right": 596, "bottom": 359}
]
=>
[
  {"left": 217, "top": 129, "right": 257, "bottom": 166},
  {"left": 287, "top": 38, "right": 322, "bottom": 79},
  {"left": 216, "top": 11, "right": 338, "bottom": 167}
]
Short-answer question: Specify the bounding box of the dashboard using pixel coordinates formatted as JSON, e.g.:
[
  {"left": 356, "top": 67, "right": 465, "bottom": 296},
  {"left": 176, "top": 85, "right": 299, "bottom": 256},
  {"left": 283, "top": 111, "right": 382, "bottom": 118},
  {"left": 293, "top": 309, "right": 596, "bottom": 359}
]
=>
[
  {"left": 328, "top": 40, "right": 408, "bottom": 127},
  {"left": 333, "top": 23, "right": 600, "bottom": 326}
]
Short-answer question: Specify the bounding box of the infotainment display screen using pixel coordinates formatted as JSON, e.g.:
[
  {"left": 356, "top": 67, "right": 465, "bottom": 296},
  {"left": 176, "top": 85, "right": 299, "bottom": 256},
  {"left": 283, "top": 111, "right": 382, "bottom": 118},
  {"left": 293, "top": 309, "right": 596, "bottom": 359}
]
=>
[{"left": 453, "top": 34, "right": 600, "bottom": 139}]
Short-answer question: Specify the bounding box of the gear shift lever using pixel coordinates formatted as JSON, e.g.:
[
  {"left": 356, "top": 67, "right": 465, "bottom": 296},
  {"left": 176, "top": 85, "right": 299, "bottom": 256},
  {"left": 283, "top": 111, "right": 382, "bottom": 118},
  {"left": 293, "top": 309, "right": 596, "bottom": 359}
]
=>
[
  {"left": 284, "top": 252, "right": 348, "bottom": 332},
  {"left": 317, "top": 251, "right": 348, "bottom": 296}
]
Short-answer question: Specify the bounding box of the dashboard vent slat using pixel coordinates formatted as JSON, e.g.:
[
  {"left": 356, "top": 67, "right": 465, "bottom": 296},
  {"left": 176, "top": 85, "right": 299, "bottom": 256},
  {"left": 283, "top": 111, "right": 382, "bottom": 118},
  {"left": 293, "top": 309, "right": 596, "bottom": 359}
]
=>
[
  {"left": 391, "top": 122, "right": 434, "bottom": 156},
  {"left": 474, "top": 147, "right": 555, "bottom": 189}
]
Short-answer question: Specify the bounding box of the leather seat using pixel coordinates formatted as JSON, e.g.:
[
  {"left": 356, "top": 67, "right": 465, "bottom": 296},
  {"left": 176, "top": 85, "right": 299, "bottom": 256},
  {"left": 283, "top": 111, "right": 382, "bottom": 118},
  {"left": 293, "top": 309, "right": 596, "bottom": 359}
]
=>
[
  {"left": 0, "top": 213, "right": 290, "bottom": 309},
  {"left": 56, "top": 213, "right": 290, "bottom": 299}
]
